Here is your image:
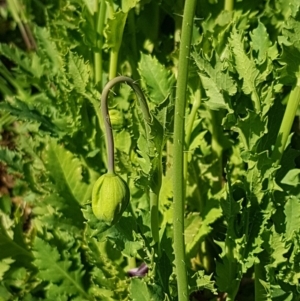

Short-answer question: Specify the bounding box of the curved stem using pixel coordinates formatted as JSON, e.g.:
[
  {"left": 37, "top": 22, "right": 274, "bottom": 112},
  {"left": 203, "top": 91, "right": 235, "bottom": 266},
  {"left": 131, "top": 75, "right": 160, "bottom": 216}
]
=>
[{"left": 101, "top": 76, "right": 151, "bottom": 173}]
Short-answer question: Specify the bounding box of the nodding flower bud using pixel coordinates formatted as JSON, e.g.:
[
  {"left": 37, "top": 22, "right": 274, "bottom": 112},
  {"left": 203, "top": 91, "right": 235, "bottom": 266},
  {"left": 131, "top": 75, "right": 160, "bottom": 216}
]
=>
[{"left": 92, "top": 173, "right": 130, "bottom": 226}]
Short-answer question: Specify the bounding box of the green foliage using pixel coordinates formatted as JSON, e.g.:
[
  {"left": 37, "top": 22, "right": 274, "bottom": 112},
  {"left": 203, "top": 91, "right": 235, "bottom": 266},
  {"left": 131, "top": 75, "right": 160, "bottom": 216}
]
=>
[{"left": 0, "top": 0, "right": 300, "bottom": 301}]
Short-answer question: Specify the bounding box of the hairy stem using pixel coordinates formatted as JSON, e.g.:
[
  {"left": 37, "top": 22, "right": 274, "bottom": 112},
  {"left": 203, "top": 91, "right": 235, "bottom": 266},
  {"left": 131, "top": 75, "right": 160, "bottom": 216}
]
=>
[
  {"left": 94, "top": 0, "right": 106, "bottom": 85},
  {"left": 173, "top": 0, "right": 197, "bottom": 300},
  {"left": 101, "top": 76, "right": 151, "bottom": 173},
  {"left": 272, "top": 84, "right": 300, "bottom": 165}
]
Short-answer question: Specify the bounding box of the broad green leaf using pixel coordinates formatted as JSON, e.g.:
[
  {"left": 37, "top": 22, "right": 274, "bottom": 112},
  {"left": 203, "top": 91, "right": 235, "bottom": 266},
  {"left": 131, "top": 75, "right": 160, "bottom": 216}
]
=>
[
  {"left": 0, "top": 216, "right": 32, "bottom": 262},
  {"left": 281, "top": 169, "right": 300, "bottom": 187},
  {"left": 233, "top": 110, "right": 266, "bottom": 151},
  {"left": 216, "top": 256, "right": 241, "bottom": 295},
  {"left": 104, "top": 10, "right": 127, "bottom": 51},
  {"left": 122, "top": 0, "right": 139, "bottom": 12},
  {"left": 130, "top": 278, "right": 151, "bottom": 301},
  {"left": 44, "top": 139, "right": 93, "bottom": 205},
  {"left": 0, "top": 284, "right": 11, "bottom": 301},
  {"left": 130, "top": 278, "right": 164, "bottom": 301},
  {"left": 268, "top": 227, "right": 289, "bottom": 267},
  {"left": 0, "top": 258, "right": 14, "bottom": 281},
  {"left": 284, "top": 196, "right": 300, "bottom": 240},
  {"left": 185, "top": 198, "right": 223, "bottom": 257},
  {"left": 138, "top": 53, "right": 176, "bottom": 104},
  {"left": 106, "top": 216, "right": 143, "bottom": 257},
  {"left": 250, "top": 22, "right": 271, "bottom": 64}
]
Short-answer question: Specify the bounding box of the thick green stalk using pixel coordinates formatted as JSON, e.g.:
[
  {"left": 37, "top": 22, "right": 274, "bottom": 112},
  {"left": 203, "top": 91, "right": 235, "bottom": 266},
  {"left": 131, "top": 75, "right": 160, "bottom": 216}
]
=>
[
  {"left": 173, "top": 0, "right": 197, "bottom": 300},
  {"left": 271, "top": 84, "right": 300, "bottom": 165},
  {"left": 94, "top": 0, "right": 106, "bottom": 85},
  {"left": 224, "top": 0, "right": 234, "bottom": 11},
  {"left": 109, "top": 50, "right": 119, "bottom": 80}
]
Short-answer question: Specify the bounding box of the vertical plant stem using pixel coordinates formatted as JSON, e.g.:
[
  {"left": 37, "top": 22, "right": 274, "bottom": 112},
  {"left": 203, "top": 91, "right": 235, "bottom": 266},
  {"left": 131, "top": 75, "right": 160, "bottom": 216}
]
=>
[
  {"left": 184, "top": 87, "right": 201, "bottom": 190},
  {"left": 224, "top": 0, "right": 234, "bottom": 11},
  {"left": 271, "top": 84, "right": 300, "bottom": 165},
  {"left": 94, "top": 0, "right": 106, "bottom": 85},
  {"left": 109, "top": 50, "right": 119, "bottom": 80},
  {"left": 173, "top": 0, "right": 197, "bottom": 300}
]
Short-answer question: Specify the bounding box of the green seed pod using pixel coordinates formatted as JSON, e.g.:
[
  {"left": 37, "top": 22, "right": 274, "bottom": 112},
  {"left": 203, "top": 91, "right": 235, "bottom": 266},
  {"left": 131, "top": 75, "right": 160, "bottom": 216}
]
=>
[
  {"left": 92, "top": 173, "right": 130, "bottom": 225},
  {"left": 109, "top": 109, "right": 125, "bottom": 131}
]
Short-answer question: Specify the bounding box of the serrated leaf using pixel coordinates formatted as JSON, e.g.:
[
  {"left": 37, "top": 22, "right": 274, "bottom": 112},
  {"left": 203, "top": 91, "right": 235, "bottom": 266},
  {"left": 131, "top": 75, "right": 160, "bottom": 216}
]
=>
[
  {"left": 268, "top": 227, "right": 289, "bottom": 267},
  {"left": 215, "top": 256, "right": 240, "bottom": 294},
  {"left": 251, "top": 22, "right": 271, "bottom": 64},
  {"left": 0, "top": 43, "right": 43, "bottom": 78},
  {"left": 0, "top": 147, "right": 23, "bottom": 172},
  {"left": 190, "top": 270, "right": 217, "bottom": 294},
  {"left": 130, "top": 278, "right": 164, "bottom": 301},
  {"left": 0, "top": 98, "right": 59, "bottom": 135},
  {"left": 0, "top": 216, "right": 32, "bottom": 262},
  {"left": 33, "top": 237, "right": 89, "bottom": 299},
  {"left": 104, "top": 10, "right": 127, "bottom": 51},
  {"left": 44, "top": 139, "right": 92, "bottom": 205},
  {"left": 233, "top": 110, "right": 266, "bottom": 151},
  {"left": 35, "top": 27, "right": 63, "bottom": 74},
  {"left": 229, "top": 28, "right": 261, "bottom": 100},
  {"left": 107, "top": 215, "right": 143, "bottom": 257},
  {"left": 192, "top": 51, "right": 236, "bottom": 110},
  {"left": 68, "top": 52, "right": 90, "bottom": 94},
  {"left": 138, "top": 53, "right": 175, "bottom": 104}
]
